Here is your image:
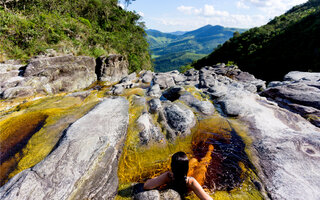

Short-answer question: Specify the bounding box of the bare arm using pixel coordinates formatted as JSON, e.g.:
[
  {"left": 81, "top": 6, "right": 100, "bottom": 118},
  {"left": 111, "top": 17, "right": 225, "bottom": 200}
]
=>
[
  {"left": 143, "top": 171, "right": 171, "bottom": 190},
  {"left": 188, "top": 177, "right": 213, "bottom": 200}
]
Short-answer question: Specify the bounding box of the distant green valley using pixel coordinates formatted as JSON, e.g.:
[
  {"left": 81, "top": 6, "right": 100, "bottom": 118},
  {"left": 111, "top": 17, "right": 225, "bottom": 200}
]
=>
[{"left": 146, "top": 25, "right": 246, "bottom": 72}]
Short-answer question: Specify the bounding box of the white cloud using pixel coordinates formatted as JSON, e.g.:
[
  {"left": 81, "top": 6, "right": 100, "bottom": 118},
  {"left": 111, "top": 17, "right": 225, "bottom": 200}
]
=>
[
  {"left": 203, "top": 5, "right": 229, "bottom": 17},
  {"left": 154, "top": 12, "right": 268, "bottom": 31},
  {"left": 177, "top": 4, "right": 229, "bottom": 17},
  {"left": 236, "top": 1, "right": 250, "bottom": 9},
  {"left": 242, "top": 0, "right": 308, "bottom": 12},
  {"left": 177, "top": 5, "right": 202, "bottom": 15}
]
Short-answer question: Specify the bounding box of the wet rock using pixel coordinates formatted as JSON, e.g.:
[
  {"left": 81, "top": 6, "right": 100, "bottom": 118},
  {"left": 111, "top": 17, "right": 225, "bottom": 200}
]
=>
[
  {"left": 147, "top": 84, "right": 161, "bottom": 98},
  {"left": 164, "top": 103, "right": 196, "bottom": 136},
  {"left": 0, "top": 97, "right": 129, "bottom": 200},
  {"left": 134, "top": 190, "right": 160, "bottom": 200},
  {"left": 148, "top": 98, "right": 162, "bottom": 113},
  {"left": 153, "top": 73, "right": 175, "bottom": 89},
  {"left": 96, "top": 54, "right": 129, "bottom": 83},
  {"left": 137, "top": 113, "right": 164, "bottom": 145}
]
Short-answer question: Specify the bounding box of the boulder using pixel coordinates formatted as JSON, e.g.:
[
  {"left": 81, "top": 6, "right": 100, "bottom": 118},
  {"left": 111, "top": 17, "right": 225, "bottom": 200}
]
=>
[
  {"left": 109, "top": 85, "right": 125, "bottom": 95},
  {"left": 137, "top": 112, "right": 165, "bottom": 145},
  {"left": 0, "top": 97, "right": 129, "bottom": 200},
  {"left": 1, "top": 55, "right": 97, "bottom": 99},
  {"left": 147, "top": 84, "right": 162, "bottom": 98},
  {"left": 160, "top": 189, "right": 181, "bottom": 200},
  {"left": 179, "top": 92, "right": 215, "bottom": 116},
  {"left": 164, "top": 103, "right": 196, "bottom": 136},
  {"left": 134, "top": 190, "right": 160, "bottom": 200},
  {"left": 141, "top": 71, "right": 154, "bottom": 83},
  {"left": 183, "top": 69, "right": 199, "bottom": 86},
  {"left": 120, "top": 72, "right": 137, "bottom": 84},
  {"left": 148, "top": 98, "right": 162, "bottom": 113},
  {"left": 1, "top": 86, "right": 35, "bottom": 99},
  {"left": 153, "top": 73, "right": 175, "bottom": 89},
  {"left": 199, "top": 65, "right": 265, "bottom": 92},
  {"left": 96, "top": 54, "right": 129, "bottom": 83}
]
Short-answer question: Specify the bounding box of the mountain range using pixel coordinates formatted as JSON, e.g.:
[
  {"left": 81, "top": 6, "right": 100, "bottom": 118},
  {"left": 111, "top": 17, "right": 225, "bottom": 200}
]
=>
[{"left": 146, "top": 25, "right": 246, "bottom": 72}]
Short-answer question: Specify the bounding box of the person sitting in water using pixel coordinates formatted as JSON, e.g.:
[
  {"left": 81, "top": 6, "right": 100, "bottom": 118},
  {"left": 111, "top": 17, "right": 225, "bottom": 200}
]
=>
[{"left": 143, "top": 151, "right": 213, "bottom": 200}]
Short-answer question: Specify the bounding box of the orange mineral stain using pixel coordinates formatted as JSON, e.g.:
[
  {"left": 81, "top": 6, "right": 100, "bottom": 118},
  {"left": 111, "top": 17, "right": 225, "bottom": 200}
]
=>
[{"left": 188, "top": 144, "right": 214, "bottom": 186}]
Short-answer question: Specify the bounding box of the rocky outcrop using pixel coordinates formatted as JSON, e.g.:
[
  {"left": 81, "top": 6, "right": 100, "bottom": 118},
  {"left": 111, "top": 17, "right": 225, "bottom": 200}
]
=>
[
  {"left": 261, "top": 71, "right": 320, "bottom": 127},
  {"left": 1, "top": 61, "right": 320, "bottom": 200},
  {"left": 1, "top": 55, "right": 97, "bottom": 99},
  {"left": 0, "top": 54, "right": 132, "bottom": 99},
  {"left": 96, "top": 54, "right": 129, "bottom": 83},
  {"left": 0, "top": 97, "right": 129, "bottom": 200}
]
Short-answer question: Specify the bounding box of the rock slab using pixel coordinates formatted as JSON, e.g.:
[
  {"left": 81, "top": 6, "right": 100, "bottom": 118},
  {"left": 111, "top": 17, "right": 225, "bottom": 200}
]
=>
[{"left": 0, "top": 97, "right": 129, "bottom": 200}]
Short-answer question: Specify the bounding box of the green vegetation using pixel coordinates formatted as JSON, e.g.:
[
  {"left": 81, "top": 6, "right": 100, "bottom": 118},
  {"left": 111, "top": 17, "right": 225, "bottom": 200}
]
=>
[
  {"left": 147, "top": 25, "right": 246, "bottom": 72},
  {"left": 0, "top": 0, "right": 152, "bottom": 72},
  {"left": 193, "top": 0, "right": 320, "bottom": 81}
]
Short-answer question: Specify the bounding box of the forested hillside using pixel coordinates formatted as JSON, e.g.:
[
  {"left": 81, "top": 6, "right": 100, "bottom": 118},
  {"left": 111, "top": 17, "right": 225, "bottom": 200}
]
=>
[
  {"left": 193, "top": 0, "right": 320, "bottom": 81},
  {"left": 147, "top": 25, "right": 246, "bottom": 72},
  {"left": 0, "top": 0, "right": 152, "bottom": 72}
]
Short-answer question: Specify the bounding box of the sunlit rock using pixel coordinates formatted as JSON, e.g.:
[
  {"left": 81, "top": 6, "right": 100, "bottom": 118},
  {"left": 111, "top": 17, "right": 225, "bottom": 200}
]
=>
[
  {"left": 261, "top": 71, "right": 320, "bottom": 127},
  {"left": 0, "top": 97, "right": 129, "bottom": 200},
  {"left": 148, "top": 98, "right": 162, "bottom": 113},
  {"left": 153, "top": 73, "right": 176, "bottom": 89},
  {"left": 137, "top": 112, "right": 164, "bottom": 145},
  {"left": 164, "top": 103, "right": 196, "bottom": 136},
  {"left": 134, "top": 190, "right": 160, "bottom": 200},
  {"left": 147, "top": 84, "right": 161, "bottom": 98},
  {"left": 140, "top": 70, "right": 154, "bottom": 83}
]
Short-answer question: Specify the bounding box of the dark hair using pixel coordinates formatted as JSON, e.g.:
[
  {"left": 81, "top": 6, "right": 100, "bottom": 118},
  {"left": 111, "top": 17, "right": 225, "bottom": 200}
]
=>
[{"left": 171, "top": 151, "right": 189, "bottom": 197}]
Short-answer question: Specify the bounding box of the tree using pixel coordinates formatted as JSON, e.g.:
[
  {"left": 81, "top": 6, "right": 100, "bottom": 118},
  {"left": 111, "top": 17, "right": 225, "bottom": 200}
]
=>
[
  {"left": 0, "top": 0, "right": 16, "bottom": 9},
  {"left": 124, "top": 0, "right": 135, "bottom": 7}
]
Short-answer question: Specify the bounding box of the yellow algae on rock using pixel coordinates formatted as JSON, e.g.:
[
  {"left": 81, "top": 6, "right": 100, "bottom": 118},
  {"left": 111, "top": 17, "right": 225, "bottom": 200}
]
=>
[
  {"left": 184, "top": 85, "right": 208, "bottom": 101},
  {"left": 0, "top": 91, "right": 102, "bottom": 186},
  {"left": 122, "top": 88, "right": 145, "bottom": 97}
]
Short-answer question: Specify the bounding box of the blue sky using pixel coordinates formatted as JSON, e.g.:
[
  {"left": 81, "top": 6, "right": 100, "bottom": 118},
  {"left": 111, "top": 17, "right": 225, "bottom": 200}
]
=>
[{"left": 119, "top": 0, "right": 308, "bottom": 32}]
